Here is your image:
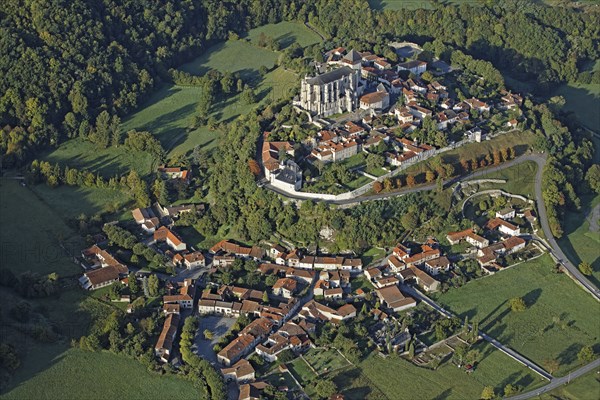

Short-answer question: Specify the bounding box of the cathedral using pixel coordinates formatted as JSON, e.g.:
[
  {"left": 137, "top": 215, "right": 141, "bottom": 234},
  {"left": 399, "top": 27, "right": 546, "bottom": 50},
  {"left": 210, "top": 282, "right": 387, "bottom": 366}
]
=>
[{"left": 299, "top": 66, "right": 360, "bottom": 117}]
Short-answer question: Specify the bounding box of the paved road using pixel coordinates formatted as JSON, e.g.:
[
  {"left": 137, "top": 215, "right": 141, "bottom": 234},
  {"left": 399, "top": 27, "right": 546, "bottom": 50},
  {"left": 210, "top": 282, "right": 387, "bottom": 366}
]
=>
[
  {"left": 506, "top": 358, "right": 600, "bottom": 400},
  {"left": 525, "top": 154, "right": 600, "bottom": 300},
  {"left": 271, "top": 153, "right": 600, "bottom": 300},
  {"left": 400, "top": 284, "right": 554, "bottom": 381}
]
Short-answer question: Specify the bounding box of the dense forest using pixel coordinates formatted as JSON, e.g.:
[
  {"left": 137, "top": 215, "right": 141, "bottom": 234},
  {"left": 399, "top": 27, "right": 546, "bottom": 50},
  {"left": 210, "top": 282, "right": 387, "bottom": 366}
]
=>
[{"left": 1, "top": 0, "right": 599, "bottom": 168}]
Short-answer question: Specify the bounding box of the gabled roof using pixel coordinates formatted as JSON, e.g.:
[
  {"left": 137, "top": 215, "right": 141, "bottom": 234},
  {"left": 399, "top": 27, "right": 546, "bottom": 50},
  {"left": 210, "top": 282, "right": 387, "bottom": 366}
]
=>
[{"left": 306, "top": 67, "right": 354, "bottom": 85}]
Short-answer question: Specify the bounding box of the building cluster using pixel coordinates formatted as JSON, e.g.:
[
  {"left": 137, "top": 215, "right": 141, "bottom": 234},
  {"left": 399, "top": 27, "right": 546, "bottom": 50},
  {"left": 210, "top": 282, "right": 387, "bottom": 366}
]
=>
[
  {"left": 78, "top": 245, "right": 129, "bottom": 290},
  {"left": 447, "top": 207, "right": 529, "bottom": 273}
]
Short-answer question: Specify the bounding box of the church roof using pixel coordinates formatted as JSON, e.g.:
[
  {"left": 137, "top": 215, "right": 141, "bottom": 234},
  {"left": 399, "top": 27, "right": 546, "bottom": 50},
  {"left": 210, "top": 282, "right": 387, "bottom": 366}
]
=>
[
  {"left": 343, "top": 49, "right": 362, "bottom": 64},
  {"left": 306, "top": 67, "right": 354, "bottom": 85}
]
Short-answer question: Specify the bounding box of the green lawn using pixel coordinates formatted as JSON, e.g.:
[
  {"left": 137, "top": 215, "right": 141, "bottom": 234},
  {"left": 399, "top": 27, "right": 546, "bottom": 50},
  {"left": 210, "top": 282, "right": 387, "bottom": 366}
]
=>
[
  {"left": 30, "top": 184, "right": 133, "bottom": 222},
  {"left": 0, "top": 179, "right": 83, "bottom": 276},
  {"left": 341, "top": 342, "right": 544, "bottom": 400},
  {"left": 433, "top": 254, "right": 600, "bottom": 376},
  {"left": 360, "top": 247, "right": 386, "bottom": 267},
  {"left": 245, "top": 21, "right": 322, "bottom": 48},
  {"left": 304, "top": 347, "right": 351, "bottom": 374},
  {"left": 264, "top": 371, "right": 301, "bottom": 392},
  {"left": 466, "top": 160, "right": 538, "bottom": 198},
  {"left": 1, "top": 349, "right": 200, "bottom": 400},
  {"left": 558, "top": 194, "right": 600, "bottom": 287},
  {"left": 42, "top": 138, "right": 155, "bottom": 177},
  {"left": 541, "top": 368, "right": 600, "bottom": 400}
]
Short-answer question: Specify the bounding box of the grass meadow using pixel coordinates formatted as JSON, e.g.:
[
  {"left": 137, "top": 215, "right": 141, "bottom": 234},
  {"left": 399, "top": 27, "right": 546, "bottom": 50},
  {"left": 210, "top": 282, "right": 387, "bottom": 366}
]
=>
[
  {"left": 345, "top": 343, "right": 544, "bottom": 400},
  {"left": 433, "top": 254, "right": 600, "bottom": 376},
  {"left": 0, "top": 179, "right": 83, "bottom": 276},
  {"left": 466, "top": 160, "right": 538, "bottom": 198},
  {"left": 1, "top": 349, "right": 199, "bottom": 400},
  {"left": 553, "top": 60, "right": 600, "bottom": 132}
]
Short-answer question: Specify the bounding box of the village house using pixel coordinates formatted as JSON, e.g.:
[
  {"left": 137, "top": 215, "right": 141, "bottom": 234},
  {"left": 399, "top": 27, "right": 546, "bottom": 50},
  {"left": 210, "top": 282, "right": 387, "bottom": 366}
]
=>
[
  {"left": 150, "top": 226, "right": 186, "bottom": 251},
  {"left": 300, "top": 300, "right": 356, "bottom": 323},
  {"left": 272, "top": 278, "right": 298, "bottom": 299},
  {"left": 324, "top": 287, "right": 344, "bottom": 299},
  {"left": 424, "top": 256, "right": 452, "bottom": 276},
  {"left": 397, "top": 60, "right": 427, "bottom": 75},
  {"left": 157, "top": 165, "right": 191, "bottom": 183},
  {"left": 154, "top": 313, "right": 180, "bottom": 363},
  {"left": 477, "top": 236, "right": 527, "bottom": 266},
  {"left": 495, "top": 208, "right": 516, "bottom": 220},
  {"left": 183, "top": 251, "right": 205, "bottom": 269},
  {"left": 239, "top": 381, "right": 269, "bottom": 400},
  {"left": 131, "top": 207, "right": 160, "bottom": 234},
  {"left": 446, "top": 228, "right": 489, "bottom": 249},
  {"left": 210, "top": 240, "right": 265, "bottom": 260},
  {"left": 398, "top": 266, "right": 440, "bottom": 292},
  {"left": 79, "top": 245, "right": 129, "bottom": 290},
  {"left": 486, "top": 218, "right": 521, "bottom": 236},
  {"left": 221, "top": 359, "right": 255, "bottom": 383},
  {"left": 163, "top": 279, "right": 194, "bottom": 309},
  {"left": 359, "top": 89, "right": 390, "bottom": 112},
  {"left": 376, "top": 285, "right": 417, "bottom": 312}
]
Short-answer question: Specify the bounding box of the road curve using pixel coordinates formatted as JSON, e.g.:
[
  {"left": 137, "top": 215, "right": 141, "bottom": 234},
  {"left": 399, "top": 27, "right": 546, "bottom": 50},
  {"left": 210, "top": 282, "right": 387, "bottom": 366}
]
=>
[
  {"left": 267, "top": 153, "right": 600, "bottom": 299},
  {"left": 506, "top": 358, "right": 600, "bottom": 400}
]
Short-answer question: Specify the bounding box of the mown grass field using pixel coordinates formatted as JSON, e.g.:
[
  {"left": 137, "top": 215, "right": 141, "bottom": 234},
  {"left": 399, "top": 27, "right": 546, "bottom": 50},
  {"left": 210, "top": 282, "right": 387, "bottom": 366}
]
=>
[
  {"left": 123, "top": 27, "right": 302, "bottom": 158},
  {"left": 433, "top": 254, "right": 600, "bottom": 376},
  {"left": 1, "top": 349, "right": 200, "bottom": 400},
  {"left": 466, "top": 160, "right": 538, "bottom": 198},
  {"left": 246, "top": 21, "right": 322, "bottom": 48},
  {"left": 344, "top": 342, "right": 545, "bottom": 400},
  {"left": 558, "top": 194, "right": 600, "bottom": 287},
  {"left": 30, "top": 183, "right": 133, "bottom": 222},
  {"left": 42, "top": 138, "right": 155, "bottom": 177},
  {"left": 541, "top": 368, "right": 600, "bottom": 400},
  {"left": 0, "top": 179, "right": 83, "bottom": 276}
]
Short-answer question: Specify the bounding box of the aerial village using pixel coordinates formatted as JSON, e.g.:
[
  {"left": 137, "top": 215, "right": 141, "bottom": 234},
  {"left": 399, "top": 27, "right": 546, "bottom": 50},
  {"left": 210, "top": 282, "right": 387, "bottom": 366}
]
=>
[
  {"left": 263, "top": 44, "right": 523, "bottom": 196},
  {"left": 75, "top": 45, "right": 542, "bottom": 400}
]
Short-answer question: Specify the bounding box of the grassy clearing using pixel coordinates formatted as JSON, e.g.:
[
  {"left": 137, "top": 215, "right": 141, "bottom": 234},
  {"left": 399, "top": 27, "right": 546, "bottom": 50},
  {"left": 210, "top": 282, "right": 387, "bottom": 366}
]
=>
[
  {"left": 558, "top": 194, "right": 600, "bottom": 287},
  {"left": 121, "top": 85, "right": 219, "bottom": 157},
  {"left": 360, "top": 247, "right": 386, "bottom": 266},
  {"left": 553, "top": 60, "right": 600, "bottom": 132},
  {"left": 0, "top": 179, "right": 83, "bottom": 276},
  {"left": 304, "top": 347, "right": 351, "bottom": 374},
  {"left": 466, "top": 160, "right": 538, "bottom": 198},
  {"left": 343, "top": 343, "right": 544, "bottom": 400},
  {"left": 540, "top": 368, "right": 600, "bottom": 400},
  {"left": 42, "top": 138, "right": 155, "bottom": 177},
  {"left": 433, "top": 254, "right": 600, "bottom": 376},
  {"left": 245, "top": 21, "right": 321, "bottom": 48},
  {"left": 30, "top": 184, "right": 133, "bottom": 222},
  {"left": 1, "top": 349, "right": 199, "bottom": 400}
]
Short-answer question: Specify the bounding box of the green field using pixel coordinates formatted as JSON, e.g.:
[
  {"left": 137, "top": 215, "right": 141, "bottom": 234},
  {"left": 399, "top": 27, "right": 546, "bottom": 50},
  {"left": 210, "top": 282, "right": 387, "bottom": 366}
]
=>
[
  {"left": 345, "top": 343, "right": 545, "bottom": 400},
  {"left": 43, "top": 138, "right": 155, "bottom": 177},
  {"left": 30, "top": 184, "right": 133, "bottom": 222},
  {"left": 1, "top": 349, "right": 199, "bottom": 400},
  {"left": 466, "top": 160, "right": 538, "bottom": 198},
  {"left": 541, "top": 369, "right": 600, "bottom": 400},
  {"left": 553, "top": 60, "right": 600, "bottom": 132},
  {"left": 433, "top": 254, "right": 600, "bottom": 376},
  {"left": 0, "top": 179, "right": 83, "bottom": 276},
  {"left": 558, "top": 194, "right": 600, "bottom": 287},
  {"left": 304, "top": 347, "right": 351, "bottom": 374},
  {"left": 245, "top": 21, "right": 322, "bottom": 49}
]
